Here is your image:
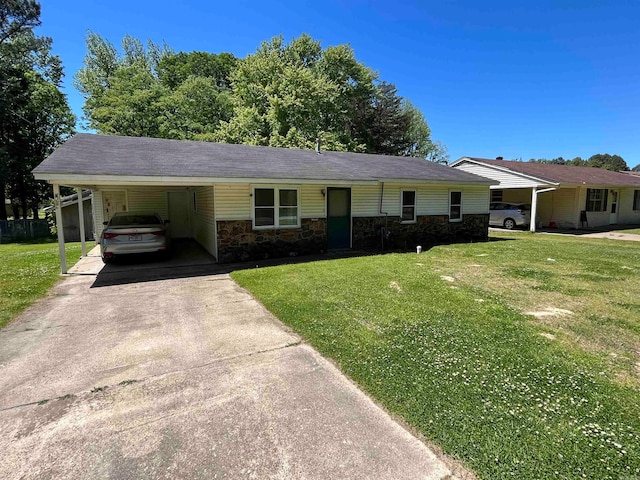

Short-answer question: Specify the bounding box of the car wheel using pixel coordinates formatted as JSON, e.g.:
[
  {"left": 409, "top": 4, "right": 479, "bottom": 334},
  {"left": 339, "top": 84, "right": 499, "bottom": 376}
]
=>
[
  {"left": 102, "top": 254, "right": 113, "bottom": 264},
  {"left": 503, "top": 218, "right": 516, "bottom": 230}
]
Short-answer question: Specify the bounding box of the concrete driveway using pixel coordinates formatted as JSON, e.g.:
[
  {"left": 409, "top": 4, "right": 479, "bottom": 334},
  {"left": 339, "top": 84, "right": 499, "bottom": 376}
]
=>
[{"left": 0, "top": 266, "right": 462, "bottom": 479}]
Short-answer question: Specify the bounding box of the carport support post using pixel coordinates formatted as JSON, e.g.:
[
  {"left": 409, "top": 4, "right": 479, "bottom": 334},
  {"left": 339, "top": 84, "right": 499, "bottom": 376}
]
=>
[
  {"left": 530, "top": 187, "right": 538, "bottom": 233},
  {"left": 76, "top": 187, "right": 87, "bottom": 257},
  {"left": 53, "top": 184, "right": 67, "bottom": 274}
]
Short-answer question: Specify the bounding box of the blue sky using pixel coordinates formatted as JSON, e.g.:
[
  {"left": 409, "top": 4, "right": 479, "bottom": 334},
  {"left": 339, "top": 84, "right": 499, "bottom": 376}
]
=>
[{"left": 38, "top": 0, "right": 639, "bottom": 167}]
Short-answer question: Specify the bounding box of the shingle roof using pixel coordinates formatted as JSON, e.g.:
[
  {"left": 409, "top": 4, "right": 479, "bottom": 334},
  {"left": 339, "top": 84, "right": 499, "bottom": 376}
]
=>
[
  {"left": 33, "top": 134, "right": 492, "bottom": 184},
  {"left": 464, "top": 157, "right": 640, "bottom": 187}
]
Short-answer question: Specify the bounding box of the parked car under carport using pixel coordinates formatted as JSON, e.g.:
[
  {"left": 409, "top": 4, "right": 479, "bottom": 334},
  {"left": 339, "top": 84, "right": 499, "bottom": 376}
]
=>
[{"left": 100, "top": 212, "right": 170, "bottom": 263}]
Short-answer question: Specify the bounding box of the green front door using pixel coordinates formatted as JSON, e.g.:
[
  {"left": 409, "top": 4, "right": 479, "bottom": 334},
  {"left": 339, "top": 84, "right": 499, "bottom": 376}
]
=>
[{"left": 327, "top": 188, "right": 351, "bottom": 250}]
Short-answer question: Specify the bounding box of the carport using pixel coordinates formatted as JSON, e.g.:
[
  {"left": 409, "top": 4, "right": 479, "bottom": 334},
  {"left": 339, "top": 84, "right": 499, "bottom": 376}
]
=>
[{"left": 45, "top": 181, "right": 217, "bottom": 274}]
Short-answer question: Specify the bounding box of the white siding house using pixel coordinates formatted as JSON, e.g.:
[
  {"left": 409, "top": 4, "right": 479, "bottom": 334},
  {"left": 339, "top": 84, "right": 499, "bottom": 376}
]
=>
[
  {"left": 34, "top": 134, "right": 496, "bottom": 272},
  {"left": 452, "top": 157, "right": 640, "bottom": 230}
]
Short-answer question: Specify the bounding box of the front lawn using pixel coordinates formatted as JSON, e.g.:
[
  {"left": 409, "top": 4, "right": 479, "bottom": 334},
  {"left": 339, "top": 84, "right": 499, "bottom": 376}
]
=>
[
  {"left": 232, "top": 232, "right": 640, "bottom": 480},
  {"left": 0, "top": 240, "right": 82, "bottom": 329},
  {"left": 614, "top": 227, "right": 640, "bottom": 235}
]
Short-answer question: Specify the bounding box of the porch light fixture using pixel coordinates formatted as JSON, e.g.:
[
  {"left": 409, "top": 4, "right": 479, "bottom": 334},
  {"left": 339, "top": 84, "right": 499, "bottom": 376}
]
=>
[{"left": 321, "top": 188, "right": 326, "bottom": 197}]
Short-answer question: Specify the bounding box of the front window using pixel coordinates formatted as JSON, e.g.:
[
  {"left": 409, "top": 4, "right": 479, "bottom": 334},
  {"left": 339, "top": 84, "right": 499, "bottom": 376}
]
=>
[
  {"left": 401, "top": 190, "right": 416, "bottom": 223},
  {"left": 585, "top": 188, "right": 607, "bottom": 212},
  {"left": 634, "top": 190, "right": 640, "bottom": 211},
  {"left": 449, "top": 191, "right": 462, "bottom": 222},
  {"left": 253, "top": 187, "right": 299, "bottom": 228}
]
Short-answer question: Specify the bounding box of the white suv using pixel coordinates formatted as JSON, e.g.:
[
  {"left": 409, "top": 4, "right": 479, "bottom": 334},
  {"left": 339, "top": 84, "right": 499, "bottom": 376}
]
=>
[{"left": 489, "top": 202, "right": 531, "bottom": 230}]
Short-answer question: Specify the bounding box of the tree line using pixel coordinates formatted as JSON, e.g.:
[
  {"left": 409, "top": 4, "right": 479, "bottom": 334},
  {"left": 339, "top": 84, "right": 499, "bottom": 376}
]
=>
[
  {"left": 528, "top": 154, "right": 630, "bottom": 172},
  {"left": 0, "top": 0, "right": 74, "bottom": 220},
  {"left": 74, "top": 32, "right": 448, "bottom": 161}
]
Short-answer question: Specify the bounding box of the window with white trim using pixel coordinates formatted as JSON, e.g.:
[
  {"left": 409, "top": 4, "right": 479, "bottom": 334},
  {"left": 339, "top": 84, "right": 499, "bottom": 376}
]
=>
[
  {"left": 253, "top": 187, "right": 299, "bottom": 229},
  {"left": 449, "top": 191, "right": 462, "bottom": 222},
  {"left": 634, "top": 190, "right": 640, "bottom": 211},
  {"left": 401, "top": 190, "right": 416, "bottom": 223},
  {"left": 585, "top": 188, "right": 607, "bottom": 212}
]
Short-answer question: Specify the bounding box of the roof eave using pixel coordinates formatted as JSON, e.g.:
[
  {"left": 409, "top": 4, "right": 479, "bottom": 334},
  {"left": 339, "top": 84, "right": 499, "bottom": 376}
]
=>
[{"left": 34, "top": 172, "right": 497, "bottom": 187}]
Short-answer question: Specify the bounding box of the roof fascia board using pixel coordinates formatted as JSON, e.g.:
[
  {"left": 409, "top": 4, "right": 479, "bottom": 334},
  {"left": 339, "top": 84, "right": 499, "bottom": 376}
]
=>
[
  {"left": 36, "top": 173, "right": 380, "bottom": 186},
  {"left": 377, "top": 177, "right": 497, "bottom": 186},
  {"left": 452, "top": 158, "right": 559, "bottom": 186}
]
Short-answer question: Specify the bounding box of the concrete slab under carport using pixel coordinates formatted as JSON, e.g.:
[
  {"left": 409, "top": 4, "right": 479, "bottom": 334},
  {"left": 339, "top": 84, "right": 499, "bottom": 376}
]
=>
[
  {"left": 69, "top": 239, "right": 217, "bottom": 276},
  {"left": 0, "top": 268, "right": 464, "bottom": 479}
]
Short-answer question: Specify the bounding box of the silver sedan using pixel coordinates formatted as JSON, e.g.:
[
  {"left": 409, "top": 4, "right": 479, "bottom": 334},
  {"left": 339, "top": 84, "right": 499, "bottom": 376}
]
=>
[{"left": 100, "top": 213, "right": 170, "bottom": 263}]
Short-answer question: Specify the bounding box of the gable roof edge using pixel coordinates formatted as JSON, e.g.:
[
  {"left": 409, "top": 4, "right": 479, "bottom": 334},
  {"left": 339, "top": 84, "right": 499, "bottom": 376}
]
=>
[{"left": 452, "top": 157, "right": 559, "bottom": 186}]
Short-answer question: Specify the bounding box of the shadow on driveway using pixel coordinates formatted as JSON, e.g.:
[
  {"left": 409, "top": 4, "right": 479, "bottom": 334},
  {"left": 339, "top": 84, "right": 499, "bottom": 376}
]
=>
[{"left": 89, "top": 237, "right": 518, "bottom": 288}]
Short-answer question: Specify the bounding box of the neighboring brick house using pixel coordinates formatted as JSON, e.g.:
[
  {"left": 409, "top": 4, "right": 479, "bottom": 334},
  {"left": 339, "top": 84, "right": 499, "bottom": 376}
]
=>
[
  {"left": 34, "top": 134, "right": 495, "bottom": 267},
  {"left": 452, "top": 157, "right": 640, "bottom": 230}
]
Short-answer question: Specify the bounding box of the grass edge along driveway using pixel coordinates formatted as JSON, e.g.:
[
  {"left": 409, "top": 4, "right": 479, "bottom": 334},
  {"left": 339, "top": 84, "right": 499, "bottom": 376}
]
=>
[
  {"left": 0, "top": 240, "right": 82, "bottom": 330},
  {"left": 232, "top": 233, "right": 640, "bottom": 480}
]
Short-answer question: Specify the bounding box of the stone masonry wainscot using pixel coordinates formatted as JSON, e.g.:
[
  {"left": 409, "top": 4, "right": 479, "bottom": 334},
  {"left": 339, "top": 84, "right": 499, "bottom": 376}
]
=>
[
  {"left": 217, "top": 219, "right": 327, "bottom": 263},
  {"left": 352, "top": 214, "right": 489, "bottom": 251}
]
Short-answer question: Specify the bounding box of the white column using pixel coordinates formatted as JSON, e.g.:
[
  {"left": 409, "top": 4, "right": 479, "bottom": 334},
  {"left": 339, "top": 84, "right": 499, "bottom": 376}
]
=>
[
  {"left": 53, "top": 184, "right": 67, "bottom": 274},
  {"left": 530, "top": 187, "right": 538, "bottom": 233},
  {"left": 76, "top": 188, "right": 87, "bottom": 257}
]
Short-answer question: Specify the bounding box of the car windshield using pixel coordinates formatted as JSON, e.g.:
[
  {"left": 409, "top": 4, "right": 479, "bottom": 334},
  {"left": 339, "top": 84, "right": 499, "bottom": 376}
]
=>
[{"left": 109, "top": 215, "right": 161, "bottom": 226}]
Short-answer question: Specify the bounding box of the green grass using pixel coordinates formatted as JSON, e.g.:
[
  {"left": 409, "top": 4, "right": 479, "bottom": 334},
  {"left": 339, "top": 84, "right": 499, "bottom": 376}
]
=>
[
  {"left": 0, "top": 240, "right": 82, "bottom": 329},
  {"left": 614, "top": 227, "right": 640, "bottom": 235},
  {"left": 232, "top": 232, "right": 640, "bottom": 480}
]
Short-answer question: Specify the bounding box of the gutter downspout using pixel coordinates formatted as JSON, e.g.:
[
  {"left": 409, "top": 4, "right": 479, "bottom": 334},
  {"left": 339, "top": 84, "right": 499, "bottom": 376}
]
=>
[{"left": 379, "top": 182, "right": 388, "bottom": 250}]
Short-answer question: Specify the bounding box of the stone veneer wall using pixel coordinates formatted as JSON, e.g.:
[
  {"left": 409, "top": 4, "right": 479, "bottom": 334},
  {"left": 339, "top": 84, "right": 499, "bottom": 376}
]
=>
[
  {"left": 217, "top": 219, "right": 327, "bottom": 263},
  {"left": 352, "top": 214, "right": 489, "bottom": 251}
]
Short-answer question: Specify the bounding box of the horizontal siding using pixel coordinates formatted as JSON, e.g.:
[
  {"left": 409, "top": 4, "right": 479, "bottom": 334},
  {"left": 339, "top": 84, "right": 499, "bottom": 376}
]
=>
[
  {"left": 215, "top": 183, "right": 326, "bottom": 220},
  {"left": 353, "top": 184, "right": 489, "bottom": 217},
  {"left": 193, "top": 186, "right": 216, "bottom": 256},
  {"left": 456, "top": 162, "right": 543, "bottom": 188},
  {"left": 94, "top": 186, "right": 194, "bottom": 239},
  {"left": 93, "top": 193, "right": 104, "bottom": 240},
  {"left": 215, "top": 183, "right": 251, "bottom": 220},
  {"left": 619, "top": 188, "right": 640, "bottom": 224},
  {"left": 352, "top": 185, "right": 383, "bottom": 217},
  {"left": 300, "top": 185, "right": 325, "bottom": 218},
  {"left": 462, "top": 186, "right": 490, "bottom": 214},
  {"left": 127, "top": 187, "right": 170, "bottom": 218},
  {"left": 417, "top": 187, "right": 448, "bottom": 215},
  {"left": 549, "top": 188, "right": 578, "bottom": 228}
]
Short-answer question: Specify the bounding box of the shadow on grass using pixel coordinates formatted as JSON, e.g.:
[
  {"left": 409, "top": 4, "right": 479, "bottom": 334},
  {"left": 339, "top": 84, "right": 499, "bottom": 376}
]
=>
[
  {"left": 89, "top": 236, "right": 518, "bottom": 289},
  {"left": 535, "top": 223, "right": 640, "bottom": 236},
  {"left": 1, "top": 236, "right": 59, "bottom": 245}
]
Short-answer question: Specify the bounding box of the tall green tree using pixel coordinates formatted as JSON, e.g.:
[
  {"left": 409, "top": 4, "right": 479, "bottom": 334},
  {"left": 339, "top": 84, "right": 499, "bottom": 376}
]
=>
[
  {"left": 0, "top": 0, "right": 74, "bottom": 220},
  {"left": 157, "top": 51, "right": 237, "bottom": 89},
  {"left": 74, "top": 31, "right": 172, "bottom": 132},
  {"left": 76, "top": 32, "right": 444, "bottom": 160},
  {"left": 586, "top": 153, "right": 628, "bottom": 171}
]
